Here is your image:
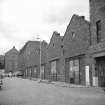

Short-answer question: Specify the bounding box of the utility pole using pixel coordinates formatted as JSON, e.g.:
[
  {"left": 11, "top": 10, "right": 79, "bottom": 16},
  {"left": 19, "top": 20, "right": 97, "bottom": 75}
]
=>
[
  {"left": 36, "top": 35, "right": 42, "bottom": 80},
  {"left": 39, "top": 38, "right": 42, "bottom": 80}
]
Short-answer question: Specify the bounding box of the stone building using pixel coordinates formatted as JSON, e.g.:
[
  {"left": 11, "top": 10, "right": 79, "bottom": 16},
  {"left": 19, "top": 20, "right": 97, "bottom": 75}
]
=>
[
  {"left": 18, "top": 40, "right": 48, "bottom": 79},
  {"left": 63, "top": 15, "right": 90, "bottom": 85},
  {"left": 47, "top": 31, "right": 65, "bottom": 82},
  {"left": 5, "top": 46, "right": 19, "bottom": 73},
  {"left": 87, "top": 0, "right": 105, "bottom": 87}
]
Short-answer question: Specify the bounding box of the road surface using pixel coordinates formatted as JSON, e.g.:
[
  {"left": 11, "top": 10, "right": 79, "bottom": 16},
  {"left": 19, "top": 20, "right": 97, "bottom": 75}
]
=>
[{"left": 0, "top": 77, "right": 105, "bottom": 105}]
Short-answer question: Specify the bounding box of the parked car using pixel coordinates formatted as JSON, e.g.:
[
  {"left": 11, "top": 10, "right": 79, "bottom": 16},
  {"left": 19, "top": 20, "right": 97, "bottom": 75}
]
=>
[{"left": 13, "top": 71, "right": 23, "bottom": 77}]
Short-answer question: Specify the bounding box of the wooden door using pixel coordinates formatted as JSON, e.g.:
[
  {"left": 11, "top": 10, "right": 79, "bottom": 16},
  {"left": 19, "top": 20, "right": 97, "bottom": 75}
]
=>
[{"left": 97, "top": 60, "right": 105, "bottom": 87}]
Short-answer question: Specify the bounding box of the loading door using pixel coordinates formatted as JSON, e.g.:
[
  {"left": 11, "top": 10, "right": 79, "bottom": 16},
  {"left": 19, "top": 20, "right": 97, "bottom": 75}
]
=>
[
  {"left": 51, "top": 61, "right": 57, "bottom": 81},
  {"left": 96, "top": 57, "right": 105, "bottom": 87},
  {"left": 69, "top": 59, "right": 80, "bottom": 84}
]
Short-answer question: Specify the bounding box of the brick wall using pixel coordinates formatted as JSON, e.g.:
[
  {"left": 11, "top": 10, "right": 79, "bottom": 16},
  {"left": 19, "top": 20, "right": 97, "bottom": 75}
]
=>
[
  {"left": 5, "top": 46, "right": 19, "bottom": 73},
  {"left": 90, "top": 0, "right": 105, "bottom": 45},
  {"left": 47, "top": 31, "right": 65, "bottom": 82},
  {"left": 18, "top": 41, "right": 48, "bottom": 79},
  {"left": 63, "top": 14, "right": 90, "bottom": 85},
  {"left": 63, "top": 14, "right": 90, "bottom": 58}
]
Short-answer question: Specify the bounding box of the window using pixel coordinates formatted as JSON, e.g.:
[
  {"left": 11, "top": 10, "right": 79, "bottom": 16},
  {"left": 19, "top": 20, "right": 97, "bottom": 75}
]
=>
[
  {"left": 41, "top": 66, "right": 44, "bottom": 74},
  {"left": 96, "top": 20, "right": 101, "bottom": 43},
  {"left": 69, "top": 59, "right": 79, "bottom": 72},
  {"left": 74, "top": 59, "right": 79, "bottom": 72},
  {"left": 99, "top": 6, "right": 105, "bottom": 13},
  {"left": 74, "top": 59, "right": 79, "bottom": 67},
  {"left": 61, "top": 45, "right": 63, "bottom": 48},
  {"left": 53, "top": 43, "right": 54, "bottom": 47},
  {"left": 69, "top": 61, "right": 73, "bottom": 71},
  {"left": 30, "top": 68, "right": 31, "bottom": 74},
  {"left": 34, "top": 67, "right": 37, "bottom": 73},
  {"left": 36, "top": 48, "right": 40, "bottom": 54},
  {"left": 72, "top": 32, "right": 75, "bottom": 38}
]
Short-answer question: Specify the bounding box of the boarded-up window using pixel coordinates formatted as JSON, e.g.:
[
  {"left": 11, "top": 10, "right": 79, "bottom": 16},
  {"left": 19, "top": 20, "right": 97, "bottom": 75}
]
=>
[
  {"left": 74, "top": 59, "right": 79, "bottom": 71},
  {"left": 69, "top": 61, "right": 74, "bottom": 78},
  {"left": 69, "top": 59, "right": 80, "bottom": 84},
  {"left": 69, "top": 59, "right": 79, "bottom": 72},
  {"left": 51, "top": 61, "right": 56, "bottom": 74}
]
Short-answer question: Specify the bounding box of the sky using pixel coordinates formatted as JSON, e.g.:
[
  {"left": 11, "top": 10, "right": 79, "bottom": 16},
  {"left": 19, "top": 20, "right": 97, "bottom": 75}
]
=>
[{"left": 0, "top": 0, "right": 89, "bottom": 54}]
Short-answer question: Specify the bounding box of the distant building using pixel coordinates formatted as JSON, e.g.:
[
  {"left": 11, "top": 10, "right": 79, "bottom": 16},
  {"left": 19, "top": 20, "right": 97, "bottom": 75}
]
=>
[
  {"left": 0, "top": 55, "right": 5, "bottom": 69},
  {"left": 18, "top": 40, "right": 48, "bottom": 79},
  {"left": 5, "top": 46, "right": 19, "bottom": 73}
]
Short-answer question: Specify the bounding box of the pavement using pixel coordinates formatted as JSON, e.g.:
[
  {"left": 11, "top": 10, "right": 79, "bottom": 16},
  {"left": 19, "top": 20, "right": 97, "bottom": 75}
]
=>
[
  {"left": 0, "top": 77, "right": 105, "bottom": 105},
  {"left": 30, "top": 77, "right": 97, "bottom": 88}
]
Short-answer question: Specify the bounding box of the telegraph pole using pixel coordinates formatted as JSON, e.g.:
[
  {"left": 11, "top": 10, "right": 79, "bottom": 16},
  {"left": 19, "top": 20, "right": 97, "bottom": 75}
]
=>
[{"left": 36, "top": 35, "right": 42, "bottom": 80}]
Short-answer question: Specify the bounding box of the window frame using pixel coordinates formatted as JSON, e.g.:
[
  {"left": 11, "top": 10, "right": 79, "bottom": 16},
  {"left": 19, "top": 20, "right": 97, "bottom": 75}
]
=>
[{"left": 96, "top": 20, "right": 101, "bottom": 43}]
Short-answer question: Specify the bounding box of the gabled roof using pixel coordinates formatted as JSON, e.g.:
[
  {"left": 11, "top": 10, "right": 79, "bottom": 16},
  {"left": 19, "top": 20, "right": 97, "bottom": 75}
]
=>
[
  {"left": 19, "top": 40, "right": 48, "bottom": 55},
  {"left": 5, "top": 46, "right": 19, "bottom": 55},
  {"left": 65, "top": 14, "right": 89, "bottom": 34},
  {"left": 63, "top": 14, "right": 90, "bottom": 57},
  {"left": 19, "top": 41, "right": 40, "bottom": 54},
  {"left": 47, "top": 31, "right": 63, "bottom": 61},
  {"left": 47, "top": 31, "right": 62, "bottom": 49}
]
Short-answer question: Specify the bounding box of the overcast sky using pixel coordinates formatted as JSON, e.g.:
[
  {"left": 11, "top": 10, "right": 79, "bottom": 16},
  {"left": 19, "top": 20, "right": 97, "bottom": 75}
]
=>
[{"left": 0, "top": 0, "right": 89, "bottom": 54}]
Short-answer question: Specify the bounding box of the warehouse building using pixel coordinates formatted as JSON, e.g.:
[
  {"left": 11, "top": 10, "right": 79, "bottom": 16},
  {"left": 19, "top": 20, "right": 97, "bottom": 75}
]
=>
[
  {"left": 5, "top": 46, "right": 19, "bottom": 73},
  {"left": 47, "top": 31, "right": 65, "bottom": 82},
  {"left": 63, "top": 14, "right": 90, "bottom": 85},
  {"left": 18, "top": 40, "right": 48, "bottom": 79}
]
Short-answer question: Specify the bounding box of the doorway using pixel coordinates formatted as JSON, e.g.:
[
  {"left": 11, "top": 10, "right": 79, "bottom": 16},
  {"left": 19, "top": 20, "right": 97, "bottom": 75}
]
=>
[
  {"left": 96, "top": 56, "right": 105, "bottom": 87},
  {"left": 51, "top": 61, "right": 57, "bottom": 81},
  {"left": 69, "top": 59, "right": 80, "bottom": 84}
]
